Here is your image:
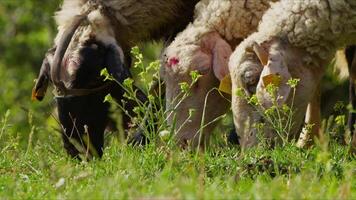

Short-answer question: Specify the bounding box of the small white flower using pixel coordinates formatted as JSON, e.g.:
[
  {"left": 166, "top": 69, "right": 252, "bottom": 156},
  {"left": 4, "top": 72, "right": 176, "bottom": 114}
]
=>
[
  {"left": 20, "top": 174, "right": 29, "bottom": 182},
  {"left": 159, "top": 130, "right": 170, "bottom": 140},
  {"left": 55, "top": 178, "right": 65, "bottom": 189}
]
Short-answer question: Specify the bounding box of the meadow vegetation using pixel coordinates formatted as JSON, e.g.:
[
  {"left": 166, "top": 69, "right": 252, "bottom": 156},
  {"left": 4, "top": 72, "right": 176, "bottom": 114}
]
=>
[
  {"left": 1, "top": 46, "right": 356, "bottom": 199},
  {"left": 0, "top": 1, "right": 355, "bottom": 199}
]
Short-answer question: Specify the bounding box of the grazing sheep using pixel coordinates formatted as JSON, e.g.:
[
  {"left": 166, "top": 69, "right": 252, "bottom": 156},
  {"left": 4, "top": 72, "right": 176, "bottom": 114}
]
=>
[
  {"left": 229, "top": 0, "right": 356, "bottom": 148},
  {"left": 32, "top": 0, "right": 199, "bottom": 158},
  {"left": 162, "top": 0, "right": 277, "bottom": 146}
]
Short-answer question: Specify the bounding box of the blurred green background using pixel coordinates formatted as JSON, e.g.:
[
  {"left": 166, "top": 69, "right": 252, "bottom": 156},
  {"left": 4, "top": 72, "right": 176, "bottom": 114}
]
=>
[
  {"left": 0, "top": 0, "right": 349, "bottom": 149},
  {"left": 0, "top": 0, "right": 59, "bottom": 149}
]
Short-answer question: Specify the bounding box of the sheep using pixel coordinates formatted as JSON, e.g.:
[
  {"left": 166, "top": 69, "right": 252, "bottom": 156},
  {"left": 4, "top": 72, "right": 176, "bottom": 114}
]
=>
[
  {"left": 32, "top": 0, "right": 199, "bottom": 158},
  {"left": 162, "top": 0, "right": 277, "bottom": 146},
  {"left": 229, "top": 0, "right": 356, "bottom": 148}
]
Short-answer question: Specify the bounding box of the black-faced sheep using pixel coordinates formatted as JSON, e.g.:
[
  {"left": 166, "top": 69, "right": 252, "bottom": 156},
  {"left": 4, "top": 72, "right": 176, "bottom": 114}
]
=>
[
  {"left": 229, "top": 0, "right": 356, "bottom": 148},
  {"left": 32, "top": 0, "right": 199, "bottom": 158}
]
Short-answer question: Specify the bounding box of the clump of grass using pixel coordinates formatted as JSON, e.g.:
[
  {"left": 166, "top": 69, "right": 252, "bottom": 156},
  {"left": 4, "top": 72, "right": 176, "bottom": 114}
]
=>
[
  {"left": 236, "top": 77, "right": 354, "bottom": 151},
  {"left": 236, "top": 78, "right": 300, "bottom": 147}
]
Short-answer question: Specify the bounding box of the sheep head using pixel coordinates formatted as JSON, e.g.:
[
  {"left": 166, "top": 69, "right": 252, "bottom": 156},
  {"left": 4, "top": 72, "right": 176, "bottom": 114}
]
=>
[
  {"left": 32, "top": 15, "right": 131, "bottom": 158},
  {"left": 162, "top": 32, "right": 231, "bottom": 147},
  {"left": 230, "top": 36, "right": 325, "bottom": 147}
]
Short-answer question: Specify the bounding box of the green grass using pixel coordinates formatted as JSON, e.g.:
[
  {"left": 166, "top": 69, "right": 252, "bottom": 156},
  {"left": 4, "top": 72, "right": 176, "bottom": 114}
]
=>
[
  {"left": 0, "top": 46, "right": 355, "bottom": 199},
  {"left": 1, "top": 2, "right": 355, "bottom": 198},
  {"left": 0, "top": 120, "right": 355, "bottom": 199}
]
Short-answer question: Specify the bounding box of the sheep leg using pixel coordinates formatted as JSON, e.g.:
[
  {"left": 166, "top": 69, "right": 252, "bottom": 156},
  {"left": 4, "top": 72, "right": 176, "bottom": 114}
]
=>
[
  {"left": 112, "top": 52, "right": 154, "bottom": 146},
  {"left": 128, "top": 80, "right": 166, "bottom": 145},
  {"left": 110, "top": 80, "right": 151, "bottom": 146},
  {"left": 346, "top": 46, "right": 356, "bottom": 133},
  {"left": 123, "top": 87, "right": 151, "bottom": 146},
  {"left": 127, "top": 79, "right": 169, "bottom": 145},
  {"left": 348, "top": 79, "right": 356, "bottom": 134},
  {"left": 349, "top": 67, "right": 356, "bottom": 150},
  {"left": 298, "top": 83, "right": 321, "bottom": 147},
  {"left": 306, "top": 84, "right": 322, "bottom": 141},
  {"left": 345, "top": 46, "right": 356, "bottom": 151}
]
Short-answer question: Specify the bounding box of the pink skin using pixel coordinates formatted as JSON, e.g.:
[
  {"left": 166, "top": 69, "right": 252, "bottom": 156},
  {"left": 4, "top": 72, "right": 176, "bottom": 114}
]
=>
[
  {"left": 231, "top": 38, "right": 327, "bottom": 147},
  {"left": 163, "top": 32, "right": 232, "bottom": 147}
]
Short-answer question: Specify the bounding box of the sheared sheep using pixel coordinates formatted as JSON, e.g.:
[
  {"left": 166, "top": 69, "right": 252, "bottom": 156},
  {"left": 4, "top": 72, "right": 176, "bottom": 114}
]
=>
[
  {"left": 32, "top": 0, "right": 199, "bottom": 158},
  {"left": 162, "top": 0, "right": 277, "bottom": 146},
  {"left": 229, "top": 0, "right": 356, "bottom": 148}
]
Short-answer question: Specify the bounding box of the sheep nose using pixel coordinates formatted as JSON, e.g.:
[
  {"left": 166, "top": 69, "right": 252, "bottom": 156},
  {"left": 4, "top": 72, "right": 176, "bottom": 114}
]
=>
[
  {"left": 167, "top": 57, "right": 179, "bottom": 67},
  {"left": 242, "top": 69, "right": 261, "bottom": 94},
  {"left": 243, "top": 70, "right": 259, "bottom": 85}
]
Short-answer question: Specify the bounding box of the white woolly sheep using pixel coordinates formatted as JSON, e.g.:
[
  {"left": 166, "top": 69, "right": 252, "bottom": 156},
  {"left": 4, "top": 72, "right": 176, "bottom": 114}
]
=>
[
  {"left": 229, "top": 0, "right": 356, "bottom": 148},
  {"left": 162, "top": 0, "right": 277, "bottom": 146}
]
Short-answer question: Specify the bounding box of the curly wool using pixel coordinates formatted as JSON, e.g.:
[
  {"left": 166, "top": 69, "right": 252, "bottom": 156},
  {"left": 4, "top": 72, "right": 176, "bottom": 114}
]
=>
[
  {"left": 232, "top": 0, "right": 356, "bottom": 64},
  {"left": 194, "top": 0, "right": 277, "bottom": 40},
  {"left": 54, "top": 0, "right": 198, "bottom": 51},
  {"left": 228, "top": 0, "right": 356, "bottom": 147},
  {"left": 164, "top": 0, "right": 277, "bottom": 75}
]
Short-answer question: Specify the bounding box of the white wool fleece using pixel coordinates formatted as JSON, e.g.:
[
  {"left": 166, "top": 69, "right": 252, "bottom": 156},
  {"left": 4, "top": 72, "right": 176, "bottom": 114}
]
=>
[
  {"left": 228, "top": 0, "right": 356, "bottom": 147},
  {"left": 164, "top": 0, "right": 277, "bottom": 76},
  {"left": 54, "top": 0, "right": 198, "bottom": 51},
  {"left": 230, "top": 0, "right": 356, "bottom": 69}
]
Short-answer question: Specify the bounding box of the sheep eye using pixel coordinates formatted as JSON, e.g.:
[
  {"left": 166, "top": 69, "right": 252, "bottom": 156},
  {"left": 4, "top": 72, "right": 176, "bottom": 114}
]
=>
[{"left": 196, "top": 66, "right": 210, "bottom": 75}]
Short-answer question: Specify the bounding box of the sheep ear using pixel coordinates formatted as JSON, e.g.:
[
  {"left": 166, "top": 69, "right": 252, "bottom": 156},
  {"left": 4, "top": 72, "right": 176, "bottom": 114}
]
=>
[
  {"left": 105, "top": 44, "right": 131, "bottom": 82},
  {"left": 211, "top": 34, "right": 232, "bottom": 80},
  {"left": 255, "top": 42, "right": 291, "bottom": 107},
  {"left": 32, "top": 48, "right": 55, "bottom": 101},
  {"left": 253, "top": 42, "right": 269, "bottom": 66}
]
